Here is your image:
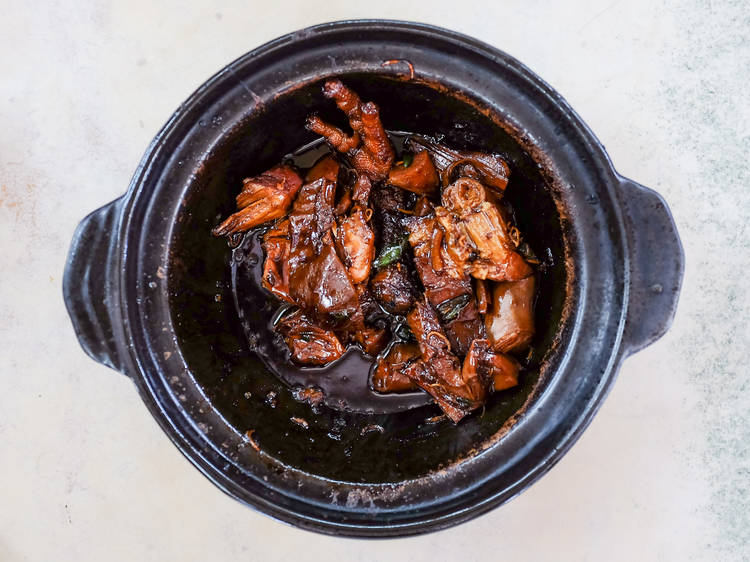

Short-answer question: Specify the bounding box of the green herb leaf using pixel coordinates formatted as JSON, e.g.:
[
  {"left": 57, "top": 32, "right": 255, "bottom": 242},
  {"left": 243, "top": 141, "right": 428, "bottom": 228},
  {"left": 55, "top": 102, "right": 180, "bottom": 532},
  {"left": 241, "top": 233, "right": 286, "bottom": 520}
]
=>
[
  {"left": 373, "top": 244, "right": 403, "bottom": 270},
  {"left": 402, "top": 153, "right": 413, "bottom": 168},
  {"left": 436, "top": 294, "right": 471, "bottom": 323}
]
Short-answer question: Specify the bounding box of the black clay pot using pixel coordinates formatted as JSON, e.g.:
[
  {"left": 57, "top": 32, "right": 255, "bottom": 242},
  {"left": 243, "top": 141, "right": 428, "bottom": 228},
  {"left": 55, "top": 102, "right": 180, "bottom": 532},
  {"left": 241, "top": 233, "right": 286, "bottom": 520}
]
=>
[{"left": 63, "top": 20, "right": 684, "bottom": 537}]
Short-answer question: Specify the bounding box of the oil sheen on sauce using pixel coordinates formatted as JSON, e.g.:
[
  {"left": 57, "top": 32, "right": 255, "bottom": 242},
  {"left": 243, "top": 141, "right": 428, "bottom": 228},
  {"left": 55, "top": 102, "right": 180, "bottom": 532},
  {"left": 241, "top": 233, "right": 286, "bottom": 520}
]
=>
[{"left": 230, "top": 135, "right": 432, "bottom": 414}]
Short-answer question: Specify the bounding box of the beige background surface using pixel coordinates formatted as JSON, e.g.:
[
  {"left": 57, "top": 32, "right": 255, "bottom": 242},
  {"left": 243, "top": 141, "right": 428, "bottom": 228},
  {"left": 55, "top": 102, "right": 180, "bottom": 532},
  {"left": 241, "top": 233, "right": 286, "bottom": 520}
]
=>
[{"left": 1, "top": 0, "right": 748, "bottom": 560}]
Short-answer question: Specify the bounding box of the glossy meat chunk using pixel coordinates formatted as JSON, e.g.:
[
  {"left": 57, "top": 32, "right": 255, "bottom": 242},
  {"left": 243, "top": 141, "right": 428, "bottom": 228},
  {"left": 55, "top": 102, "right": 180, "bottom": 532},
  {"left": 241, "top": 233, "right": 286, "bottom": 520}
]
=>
[
  {"left": 335, "top": 205, "right": 375, "bottom": 284},
  {"left": 372, "top": 343, "right": 420, "bottom": 393},
  {"left": 289, "top": 244, "right": 360, "bottom": 329},
  {"left": 285, "top": 178, "right": 360, "bottom": 328},
  {"left": 407, "top": 215, "right": 468, "bottom": 304},
  {"left": 287, "top": 178, "right": 335, "bottom": 261},
  {"left": 407, "top": 135, "right": 510, "bottom": 191},
  {"left": 277, "top": 309, "right": 345, "bottom": 365},
  {"left": 387, "top": 150, "right": 439, "bottom": 194},
  {"left": 439, "top": 296, "right": 484, "bottom": 357},
  {"left": 462, "top": 339, "right": 520, "bottom": 392},
  {"left": 436, "top": 178, "right": 532, "bottom": 282},
  {"left": 370, "top": 263, "right": 415, "bottom": 315},
  {"left": 485, "top": 276, "right": 536, "bottom": 353},
  {"left": 261, "top": 219, "right": 293, "bottom": 302},
  {"left": 406, "top": 214, "right": 484, "bottom": 355},
  {"left": 406, "top": 300, "right": 489, "bottom": 422},
  {"left": 305, "top": 154, "right": 340, "bottom": 183},
  {"left": 413, "top": 196, "right": 433, "bottom": 217},
  {"left": 352, "top": 325, "right": 389, "bottom": 356},
  {"left": 213, "top": 165, "right": 303, "bottom": 236},
  {"left": 475, "top": 278, "right": 490, "bottom": 314}
]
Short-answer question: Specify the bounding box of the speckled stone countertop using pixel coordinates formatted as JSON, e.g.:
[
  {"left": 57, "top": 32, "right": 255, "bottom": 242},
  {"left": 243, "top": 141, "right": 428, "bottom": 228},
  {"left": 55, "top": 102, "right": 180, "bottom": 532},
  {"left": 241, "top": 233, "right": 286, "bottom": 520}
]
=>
[{"left": 1, "top": 1, "right": 748, "bottom": 560}]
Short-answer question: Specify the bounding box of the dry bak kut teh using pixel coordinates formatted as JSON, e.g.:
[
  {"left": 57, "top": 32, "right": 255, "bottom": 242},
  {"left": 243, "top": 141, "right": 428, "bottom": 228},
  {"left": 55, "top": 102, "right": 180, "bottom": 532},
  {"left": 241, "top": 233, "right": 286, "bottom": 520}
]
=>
[{"left": 213, "top": 80, "right": 538, "bottom": 423}]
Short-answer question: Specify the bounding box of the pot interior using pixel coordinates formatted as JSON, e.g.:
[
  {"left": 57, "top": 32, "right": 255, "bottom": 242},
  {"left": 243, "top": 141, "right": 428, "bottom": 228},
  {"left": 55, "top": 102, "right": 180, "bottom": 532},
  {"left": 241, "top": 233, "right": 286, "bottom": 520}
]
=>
[{"left": 168, "top": 73, "right": 568, "bottom": 483}]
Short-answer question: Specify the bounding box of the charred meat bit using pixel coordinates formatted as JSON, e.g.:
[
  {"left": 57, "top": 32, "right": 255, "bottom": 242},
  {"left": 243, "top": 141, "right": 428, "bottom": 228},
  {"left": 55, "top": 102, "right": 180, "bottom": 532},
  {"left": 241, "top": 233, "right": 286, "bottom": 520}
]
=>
[
  {"left": 462, "top": 339, "right": 520, "bottom": 392},
  {"left": 354, "top": 283, "right": 382, "bottom": 323},
  {"left": 436, "top": 177, "right": 533, "bottom": 282},
  {"left": 213, "top": 165, "right": 303, "bottom": 236},
  {"left": 334, "top": 284, "right": 389, "bottom": 355},
  {"left": 276, "top": 309, "right": 345, "bottom": 365},
  {"left": 371, "top": 181, "right": 409, "bottom": 213},
  {"left": 372, "top": 342, "right": 420, "bottom": 393},
  {"left": 407, "top": 135, "right": 510, "bottom": 191},
  {"left": 485, "top": 276, "right": 536, "bottom": 353},
  {"left": 387, "top": 150, "right": 439, "bottom": 194}
]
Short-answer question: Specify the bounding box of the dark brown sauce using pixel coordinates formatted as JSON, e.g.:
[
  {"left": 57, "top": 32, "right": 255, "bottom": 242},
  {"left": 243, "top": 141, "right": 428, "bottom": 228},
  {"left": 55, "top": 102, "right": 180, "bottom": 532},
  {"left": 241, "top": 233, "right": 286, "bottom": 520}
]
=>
[{"left": 231, "top": 135, "right": 432, "bottom": 414}]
